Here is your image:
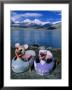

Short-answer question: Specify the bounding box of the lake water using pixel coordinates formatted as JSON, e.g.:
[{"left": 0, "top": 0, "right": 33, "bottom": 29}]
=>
[{"left": 11, "top": 27, "right": 61, "bottom": 48}]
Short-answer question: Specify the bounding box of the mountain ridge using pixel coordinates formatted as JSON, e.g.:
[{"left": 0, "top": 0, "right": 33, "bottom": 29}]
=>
[{"left": 11, "top": 19, "right": 61, "bottom": 30}]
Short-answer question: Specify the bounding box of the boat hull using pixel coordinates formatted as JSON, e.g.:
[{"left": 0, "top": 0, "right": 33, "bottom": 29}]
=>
[
  {"left": 11, "top": 50, "right": 36, "bottom": 73},
  {"left": 34, "top": 59, "right": 56, "bottom": 76}
]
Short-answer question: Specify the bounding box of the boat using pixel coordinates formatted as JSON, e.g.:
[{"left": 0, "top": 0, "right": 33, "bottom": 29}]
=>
[
  {"left": 34, "top": 50, "right": 56, "bottom": 76},
  {"left": 11, "top": 50, "right": 36, "bottom": 73}
]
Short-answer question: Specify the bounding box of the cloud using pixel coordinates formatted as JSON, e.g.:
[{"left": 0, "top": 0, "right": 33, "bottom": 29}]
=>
[
  {"left": 11, "top": 13, "right": 20, "bottom": 23},
  {"left": 22, "top": 13, "right": 42, "bottom": 17},
  {"left": 11, "top": 12, "right": 17, "bottom": 17},
  {"left": 58, "top": 13, "right": 61, "bottom": 16},
  {"left": 11, "top": 12, "right": 42, "bottom": 23}
]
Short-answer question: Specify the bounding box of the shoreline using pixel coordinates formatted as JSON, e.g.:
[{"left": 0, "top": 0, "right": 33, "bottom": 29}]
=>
[
  {"left": 11, "top": 26, "right": 61, "bottom": 31},
  {"left": 11, "top": 46, "right": 61, "bottom": 60},
  {"left": 11, "top": 46, "right": 61, "bottom": 79}
]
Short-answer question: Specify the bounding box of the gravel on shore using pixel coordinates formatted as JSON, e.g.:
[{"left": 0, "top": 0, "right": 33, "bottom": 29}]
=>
[{"left": 11, "top": 46, "right": 61, "bottom": 79}]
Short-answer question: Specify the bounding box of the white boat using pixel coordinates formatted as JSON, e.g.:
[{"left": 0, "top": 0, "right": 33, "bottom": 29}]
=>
[{"left": 11, "top": 50, "right": 36, "bottom": 73}]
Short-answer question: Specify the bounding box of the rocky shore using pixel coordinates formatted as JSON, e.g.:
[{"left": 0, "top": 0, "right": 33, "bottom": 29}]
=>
[{"left": 11, "top": 45, "right": 61, "bottom": 79}]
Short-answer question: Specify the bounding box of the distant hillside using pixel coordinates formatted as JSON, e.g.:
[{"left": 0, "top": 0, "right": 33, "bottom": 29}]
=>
[
  {"left": 53, "top": 21, "right": 61, "bottom": 29},
  {"left": 11, "top": 19, "right": 61, "bottom": 30}
]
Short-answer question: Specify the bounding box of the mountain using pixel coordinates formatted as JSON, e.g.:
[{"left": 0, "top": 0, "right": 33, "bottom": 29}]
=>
[
  {"left": 11, "top": 20, "right": 15, "bottom": 24},
  {"left": 52, "top": 21, "right": 61, "bottom": 29},
  {"left": 11, "top": 19, "right": 61, "bottom": 30}
]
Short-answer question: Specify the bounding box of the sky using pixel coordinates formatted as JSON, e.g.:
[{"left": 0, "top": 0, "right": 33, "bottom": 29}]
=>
[{"left": 11, "top": 11, "right": 61, "bottom": 24}]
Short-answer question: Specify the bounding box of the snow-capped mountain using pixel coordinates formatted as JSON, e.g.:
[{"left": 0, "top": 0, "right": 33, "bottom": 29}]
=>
[
  {"left": 32, "top": 19, "right": 43, "bottom": 25},
  {"left": 22, "top": 19, "right": 31, "bottom": 24},
  {"left": 52, "top": 21, "right": 61, "bottom": 25},
  {"left": 11, "top": 19, "right": 50, "bottom": 24},
  {"left": 52, "top": 21, "right": 61, "bottom": 29},
  {"left": 32, "top": 19, "right": 50, "bottom": 25},
  {"left": 11, "top": 18, "right": 61, "bottom": 30}
]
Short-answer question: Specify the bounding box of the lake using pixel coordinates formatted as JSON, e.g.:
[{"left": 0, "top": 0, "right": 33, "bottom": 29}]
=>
[{"left": 11, "top": 27, "right": 61, "bottom": 48}]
